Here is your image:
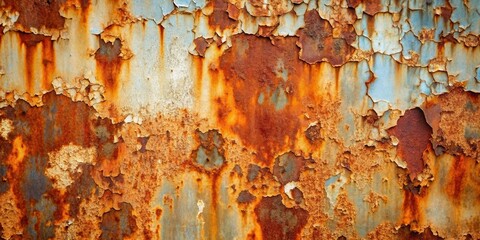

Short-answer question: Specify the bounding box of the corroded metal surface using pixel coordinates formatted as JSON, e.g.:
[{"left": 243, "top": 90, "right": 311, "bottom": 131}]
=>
[{"left": 0, "top": 0, "right": 479, "bottom": 239}]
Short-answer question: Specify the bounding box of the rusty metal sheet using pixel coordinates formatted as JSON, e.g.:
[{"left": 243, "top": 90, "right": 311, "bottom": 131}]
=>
[{"left": 0, "top": 0, "right": 480, "bottom": 239}]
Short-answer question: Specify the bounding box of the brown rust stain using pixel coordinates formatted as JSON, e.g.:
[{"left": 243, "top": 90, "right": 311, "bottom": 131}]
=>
[
  {"left": 193, "top": 37, "right": 209, "bottom": 57},
  {"left": 254, "top": 195, "right": 309, "bottom": 240},
  {"left": 346, "top": 0, "right": 382, "bottom": 16},
  {"left": 4, "top": 0, "right": 65, "bottom": 30},
  {"left": 95, "top": 38, "right": 124, "bottom": 98},
  {"left": 218, "top": 34, "right": 307, "bottom": 164},
  {"left": 237, "top": 190, "right": 256, "bottom": 204},
  {"left": 226, "top": 3, "right": 240, "bottom": 20},
  {"left": 446, "top": 155, "right": 467, "bottom": 203},
  {"left": 389, "top": 108, "right": 432, "bottom": 179},
  {"left": 297, "top": 10, "right": 354, "bottom": 66},
  {"left": 208, "top": 0, "right": 238, "bottom": 32}
]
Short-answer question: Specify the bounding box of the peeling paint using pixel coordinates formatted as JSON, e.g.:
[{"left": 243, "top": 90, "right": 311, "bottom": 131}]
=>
[{"left": 1, "top": 0, "right": 480, "bottom": 239}]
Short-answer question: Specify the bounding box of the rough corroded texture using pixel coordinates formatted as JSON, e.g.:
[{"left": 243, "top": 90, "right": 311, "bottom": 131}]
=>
[{"left": 0, "top": 0, "right": 480, "bottom": 239}]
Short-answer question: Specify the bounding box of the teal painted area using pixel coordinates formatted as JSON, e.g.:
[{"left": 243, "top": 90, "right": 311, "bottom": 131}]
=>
[{"left": 270, "top": 86, "right": 288, "bottom": 111}]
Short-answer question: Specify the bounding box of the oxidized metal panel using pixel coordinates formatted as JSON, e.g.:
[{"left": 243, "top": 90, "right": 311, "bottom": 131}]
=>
[{"left": 0, "top": 0, "right": 479, "bottom": 239}]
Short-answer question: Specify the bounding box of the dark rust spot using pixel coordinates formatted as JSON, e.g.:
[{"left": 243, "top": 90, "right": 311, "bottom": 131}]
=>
[
  {"left": 247, "top": 164, "right": 261, "bottom": 182},
  {"left": 297, "top": 10, "right": 354, "bottom": 66},
  {"left": 66, "top": 164, "right": 96, "bottom": 217},
  {"left": 389, "top": 108, "right": 432, "bottom": 179},
  {"left": 100, "top": 202, "right": 137, "bottom": 240},
  {"left": 254, "top": 195, "right": 309, "bottom": 240},
  {"left": 191, "top": 129, "right": 225, "bottom": 170},
  {"left": 305, "top": 123, "right": 321, "bottom": 142},
  {"left": 273, "top": 152, "right": 308, "bottom": 185},
  {"left": 291, "top": 187, "right": 304, "bottom": 205},
  {"left": 137, "top": 136, "right": 149, "bottom": 153},
  {"left": 397, "top": 225, "right": 443, "bottom": 240},
  {"left": 237, "top": 190, "right": 256, "bottom": 203},
  {"left": 193, "top": 37, "right": 209, "bottom": 57}
]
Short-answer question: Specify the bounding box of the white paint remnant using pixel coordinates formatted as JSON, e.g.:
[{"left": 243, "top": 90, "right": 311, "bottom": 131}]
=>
[
  {"left": 284, "top": 181, "right": 297, "bottom": 199},
  {"left": 46, "top": 144, "right": 97, "bottom": 190},
  {"left": 0, "top": 118, "right": 13, "bottom": 140},
  {"left": 197, "top": 200, "right": 205, "bottom": 217}
]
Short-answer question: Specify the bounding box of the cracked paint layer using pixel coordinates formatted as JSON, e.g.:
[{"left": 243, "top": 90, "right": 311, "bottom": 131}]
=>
[{"left": 1, "top": 0, "right": 480, "bottom": 239}]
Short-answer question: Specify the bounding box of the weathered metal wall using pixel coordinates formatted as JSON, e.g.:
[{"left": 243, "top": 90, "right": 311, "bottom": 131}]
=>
[{"left": 0, "top": 0, "right": 479, "bottom": 239}]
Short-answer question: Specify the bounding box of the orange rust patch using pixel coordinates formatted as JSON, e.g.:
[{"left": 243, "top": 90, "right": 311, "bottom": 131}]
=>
[
  {"left": 297, "top": 10, "right": 354, "bottom": 66},
  {"left": 389, "top": 108, "right": 432, "bottom": 179}
]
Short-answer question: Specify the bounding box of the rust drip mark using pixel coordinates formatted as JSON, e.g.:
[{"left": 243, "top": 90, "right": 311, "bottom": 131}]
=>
[
  {"left": 254, "top": 195, "right": 308, "bottom": 240},
  {"left": 272, "top": 152, "right": 309, "bottom": 185},
  {"left": 95, "top": 38, "right": 123, "bottom": 97},
  {"left": 297, "top": 10, "right": 354, "bottom": 66},
  {"left": 187, "top": 129, "right": 229, "bottom": 238},
  {"left": 389, "top": 108, "right": 432, "bottom": 179},
  {"left": 208, "top": 0, "right": 238, "bottom": 32},
  {"left": 100, "top": 202, "right": 138, "bottom": 240},
  {"left": 158, "top": 24, "right": 165, "bottom": 58},
  {"left": 446, "top": 155, "right": 467, "bottom": 203},
  {"left": 4, "top": 0, "right": 65, "bottom": 30},
  {"left": 219, "top": 35, "right": 304, "bottom": 164},
  {"left": 19, "top": 33, "right": 55, "bottom": 93},
  {"left": 402, "top": 187, "right": 422, "bottom": 224}
]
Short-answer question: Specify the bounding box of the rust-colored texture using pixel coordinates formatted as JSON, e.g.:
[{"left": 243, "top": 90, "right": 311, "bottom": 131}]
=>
[{"left": 1, "top": 0, "right": 480, "bottom": 239}]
